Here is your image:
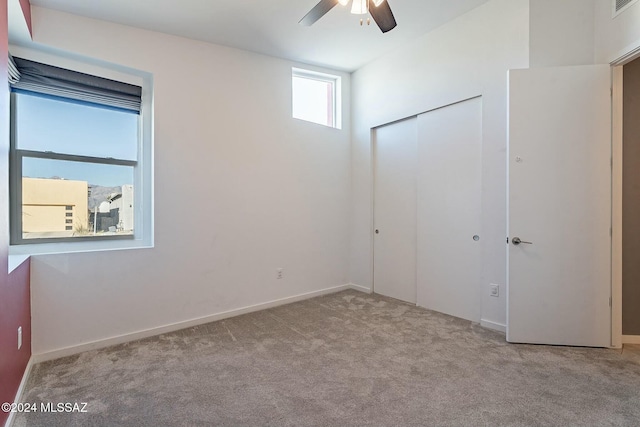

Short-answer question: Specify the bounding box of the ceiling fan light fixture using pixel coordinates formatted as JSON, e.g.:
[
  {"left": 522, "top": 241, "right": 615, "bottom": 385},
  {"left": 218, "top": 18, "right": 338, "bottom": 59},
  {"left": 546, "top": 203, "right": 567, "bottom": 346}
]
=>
[
  {"left": 299, "top": 0, "right": 396, "bottom": 33},
  {"left": 351, "top": 0, "right": 368, "bottom": 15}
]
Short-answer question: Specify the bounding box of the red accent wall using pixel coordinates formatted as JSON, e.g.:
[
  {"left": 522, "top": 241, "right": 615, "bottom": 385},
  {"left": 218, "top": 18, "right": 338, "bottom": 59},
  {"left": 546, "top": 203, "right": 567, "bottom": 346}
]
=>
[
  {"left": 1, "top": 0, "right": 32, "bottom": 425},
  {"left": 0, "top": 261, "right": 31, "bottom": 426}
]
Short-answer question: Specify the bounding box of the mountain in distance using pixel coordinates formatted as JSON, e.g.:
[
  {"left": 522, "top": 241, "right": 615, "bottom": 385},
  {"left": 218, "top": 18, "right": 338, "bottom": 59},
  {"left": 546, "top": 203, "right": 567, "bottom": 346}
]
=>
[{"left": 88, "top": 184, "right": 121, "bottom": 210}]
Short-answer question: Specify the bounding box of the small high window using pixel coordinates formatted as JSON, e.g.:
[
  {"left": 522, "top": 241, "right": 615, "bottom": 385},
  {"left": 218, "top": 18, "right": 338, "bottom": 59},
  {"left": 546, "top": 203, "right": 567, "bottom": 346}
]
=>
[{"left": 292, "top": 68, "right": 341, "bottom": 129}]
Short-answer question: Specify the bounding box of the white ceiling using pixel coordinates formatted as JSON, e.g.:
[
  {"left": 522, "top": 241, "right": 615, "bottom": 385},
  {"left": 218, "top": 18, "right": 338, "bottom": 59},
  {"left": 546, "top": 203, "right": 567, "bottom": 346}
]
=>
[{"left": 29, "top": 0, "right": 489, "bottom": 72}]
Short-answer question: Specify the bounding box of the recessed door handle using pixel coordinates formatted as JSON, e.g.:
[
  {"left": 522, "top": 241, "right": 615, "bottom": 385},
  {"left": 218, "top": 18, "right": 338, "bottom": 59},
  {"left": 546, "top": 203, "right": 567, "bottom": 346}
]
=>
[{"left": 512, "top": 237, "right": 532, "bottom": 245}]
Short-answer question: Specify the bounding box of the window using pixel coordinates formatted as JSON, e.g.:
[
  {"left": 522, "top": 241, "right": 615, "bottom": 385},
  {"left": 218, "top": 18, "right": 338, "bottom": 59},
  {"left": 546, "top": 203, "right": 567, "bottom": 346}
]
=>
[
  {"left": 9, "top": 56, "right": 145, "bottom": 245},
  {"left": 292, "top": 68, "right": 341, "bottom": 129}
]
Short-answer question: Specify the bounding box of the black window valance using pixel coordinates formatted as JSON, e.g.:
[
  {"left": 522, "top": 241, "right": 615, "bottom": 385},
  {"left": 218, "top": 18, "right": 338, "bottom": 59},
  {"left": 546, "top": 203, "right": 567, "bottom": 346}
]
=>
[{"left": 9, "top": 55, "right": 142, "bottom": 113}]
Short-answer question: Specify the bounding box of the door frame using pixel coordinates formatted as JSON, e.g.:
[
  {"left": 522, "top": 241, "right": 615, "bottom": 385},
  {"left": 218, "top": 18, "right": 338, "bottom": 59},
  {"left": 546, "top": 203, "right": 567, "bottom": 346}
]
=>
[{"left": 612, "top": 45, "right": 640, "bottom": 348}]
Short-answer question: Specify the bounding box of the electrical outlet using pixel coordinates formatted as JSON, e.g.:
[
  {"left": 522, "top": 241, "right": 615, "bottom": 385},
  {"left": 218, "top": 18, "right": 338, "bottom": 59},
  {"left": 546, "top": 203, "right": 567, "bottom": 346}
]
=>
[
  {"left": 18, "top": 326, "right": 22, "bottom": 350},
  {"left": 276, "top": 268, "right": 283, "bottom": 280},
  {"left": 490, "top": 284, "right": 499, "bottom": 298}
]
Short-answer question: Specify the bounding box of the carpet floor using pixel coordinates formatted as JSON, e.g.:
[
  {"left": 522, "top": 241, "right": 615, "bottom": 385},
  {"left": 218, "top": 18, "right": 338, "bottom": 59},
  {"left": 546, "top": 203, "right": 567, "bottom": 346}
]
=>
[{"left": 12, "top": 290, "right": 640, "bottom": 427}]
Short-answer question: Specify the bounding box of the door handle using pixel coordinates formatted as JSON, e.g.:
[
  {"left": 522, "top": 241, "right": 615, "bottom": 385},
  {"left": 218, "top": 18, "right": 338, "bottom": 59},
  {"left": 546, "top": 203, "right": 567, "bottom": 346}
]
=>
[
  {"left": 512, "top": 237, "right": 532, "bottom": 245},
  {"left": 375, "top": 229, "right": 380, "bottom": 234}
]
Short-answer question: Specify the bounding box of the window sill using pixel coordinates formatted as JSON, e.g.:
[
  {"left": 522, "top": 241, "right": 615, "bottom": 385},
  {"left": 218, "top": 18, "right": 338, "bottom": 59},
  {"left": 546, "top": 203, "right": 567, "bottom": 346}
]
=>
[{"left": 9, "top": 237, "right": 153, "bottom": 269}]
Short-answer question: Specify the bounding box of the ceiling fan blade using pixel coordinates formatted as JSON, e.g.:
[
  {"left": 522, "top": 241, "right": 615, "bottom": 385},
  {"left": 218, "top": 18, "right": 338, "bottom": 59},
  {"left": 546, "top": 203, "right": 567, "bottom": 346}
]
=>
[
  {"left": 369, "top": 1, "right": 397, "bottom": 33},
  {"left": 299, "top": 0, "right": 340, "bottom": 26}
]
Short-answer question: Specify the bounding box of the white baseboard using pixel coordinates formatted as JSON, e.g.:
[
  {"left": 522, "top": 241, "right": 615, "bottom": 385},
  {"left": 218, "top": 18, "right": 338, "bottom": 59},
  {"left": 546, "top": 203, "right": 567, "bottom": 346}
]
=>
[
  {"left": 4, "top": 357, "right": 34, "bottom": 427},
  {"left": 480, "top": 319, "right": 506, "bottom": 333},
  {"left": 347, "top": 283, "right": 372, "bottom": 294},
  {"left": 33, "top": 284, "right": 355, "bottom": 363},
  {"left": 622, "top": 335, "right": 640, "bottom": 344}
]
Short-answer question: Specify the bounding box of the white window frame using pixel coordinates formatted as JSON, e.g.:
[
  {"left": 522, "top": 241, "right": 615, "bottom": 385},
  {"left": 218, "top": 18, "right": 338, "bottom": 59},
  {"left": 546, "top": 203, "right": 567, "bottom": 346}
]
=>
[
  {"left": 292, "top": 67, "right": 342, "bottom": 129},
  {"left": 8, "top": 47, "right": 154, "bottom": 257}
]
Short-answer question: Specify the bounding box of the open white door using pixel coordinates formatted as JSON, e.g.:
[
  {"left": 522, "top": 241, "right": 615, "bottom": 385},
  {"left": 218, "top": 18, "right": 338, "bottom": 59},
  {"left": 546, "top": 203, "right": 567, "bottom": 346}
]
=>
[{"left": 507, "top": 65, "right": 611, "bottom": 347}]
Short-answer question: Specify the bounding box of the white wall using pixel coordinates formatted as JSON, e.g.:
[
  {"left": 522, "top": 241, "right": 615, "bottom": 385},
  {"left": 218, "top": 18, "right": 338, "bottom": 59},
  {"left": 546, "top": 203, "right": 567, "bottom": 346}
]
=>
[
  {"left": 27, "top": 7, "right": 351, "bottom": 356},
  {"left": 595, "top": 0, "right": 640, "bottom": 63},
  {"left": 349, "top": 0, "right": 529, "bottom": 328},
  {"left": 529, "top": 0, "right": 595, "bottom": 67}
]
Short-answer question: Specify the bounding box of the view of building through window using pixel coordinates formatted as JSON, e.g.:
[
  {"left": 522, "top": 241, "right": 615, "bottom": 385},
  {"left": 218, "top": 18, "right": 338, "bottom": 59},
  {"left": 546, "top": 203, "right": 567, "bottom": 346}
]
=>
[
  {"left": 21, "top": 173, "right": 134, "bottom": 240},
  {"left": 13, "top": 91, "right": 138, "bottom": 241}
]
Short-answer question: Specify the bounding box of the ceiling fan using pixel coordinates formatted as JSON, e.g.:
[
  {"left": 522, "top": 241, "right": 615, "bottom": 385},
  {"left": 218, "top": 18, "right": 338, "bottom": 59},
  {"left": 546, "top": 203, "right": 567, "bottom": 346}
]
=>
[{"left": 299, "top": 0, "right": 397, "bottom": 33}]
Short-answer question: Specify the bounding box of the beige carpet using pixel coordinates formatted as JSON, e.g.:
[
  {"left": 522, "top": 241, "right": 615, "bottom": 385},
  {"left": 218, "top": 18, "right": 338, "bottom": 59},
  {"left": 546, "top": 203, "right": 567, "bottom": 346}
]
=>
[{"left": 13, "top": 290, "right": 640, "bottom": 426}]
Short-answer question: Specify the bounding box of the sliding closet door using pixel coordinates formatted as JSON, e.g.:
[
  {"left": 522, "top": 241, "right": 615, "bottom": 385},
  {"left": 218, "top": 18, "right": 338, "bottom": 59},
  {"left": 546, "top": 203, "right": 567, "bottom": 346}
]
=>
[
  {"left": 416, "top": 98, "right": 483, "bottom": 322},
  {"left": 373, "top": 117, "right": 417, "bottom": 304}
]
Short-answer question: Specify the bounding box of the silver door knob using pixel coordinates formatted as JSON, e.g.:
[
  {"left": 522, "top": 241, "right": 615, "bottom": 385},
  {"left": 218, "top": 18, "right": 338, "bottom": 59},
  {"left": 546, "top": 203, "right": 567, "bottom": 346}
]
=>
[{"left": 512, "top": 237, "right": 532, "bottom": 245}]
